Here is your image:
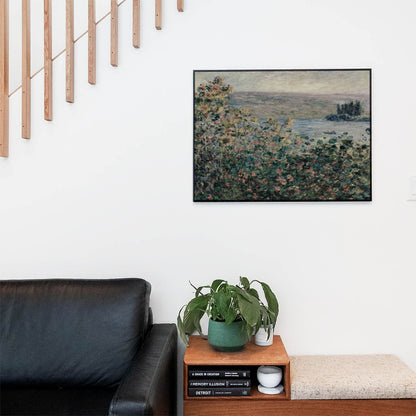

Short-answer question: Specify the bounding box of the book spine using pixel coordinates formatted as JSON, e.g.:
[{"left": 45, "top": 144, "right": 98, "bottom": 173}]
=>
[
  {"left": 188, "top": 379, "right": 251, "bottom": 388},
  {"left": 188, "top": 370, "right": 251, "bottom": 378},
  {"left": 188, "top": 387, "right": 251, "bottom": 397}
]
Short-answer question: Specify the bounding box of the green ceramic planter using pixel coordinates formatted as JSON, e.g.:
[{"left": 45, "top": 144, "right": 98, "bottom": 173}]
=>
[{"left": 208, "top": 319, "right": 249, "bottom": 352}]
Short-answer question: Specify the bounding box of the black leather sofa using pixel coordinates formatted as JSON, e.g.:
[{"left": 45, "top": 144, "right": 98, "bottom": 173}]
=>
[{"left": 0, "top": 278, "right": 177, "bottom": 416}]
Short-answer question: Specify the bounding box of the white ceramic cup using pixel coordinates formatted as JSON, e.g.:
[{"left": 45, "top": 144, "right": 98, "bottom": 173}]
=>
[
  {"left": 254, "top": 326, "right": 274, "bottom": 346},
  {"left": 257, "top": 365, "right": 282, "bottom": 388}
]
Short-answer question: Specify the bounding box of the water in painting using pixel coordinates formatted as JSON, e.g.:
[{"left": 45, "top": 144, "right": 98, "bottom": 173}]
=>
[{"left": 193, "top": 70, "right": 371, "bottom": 201}]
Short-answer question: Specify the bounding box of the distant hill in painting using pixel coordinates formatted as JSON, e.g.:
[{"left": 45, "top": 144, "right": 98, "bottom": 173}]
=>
[{"left": 229, "top": 91, "right": 370, "bottom": 119}]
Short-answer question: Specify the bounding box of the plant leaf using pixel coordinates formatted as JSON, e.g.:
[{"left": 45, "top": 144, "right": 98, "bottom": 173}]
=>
[
  {"left": 213, "top": 291, "right": 229, "bottom": 320},
  {"left": 247, "top": 288, "right": 259, "bottom": 300},
  {"left": 252, "top": 280, "right": 279, "bottom": 324},
  {"left": 224, "top": 308, "right": 237, "bottom": 325},
  {"left": 236, "top": 290, "right": 260, "bottom": 326},
  {"left": 183, "top": 295, "right": 209, "bottom": 334},
  {"left": 177, "top": 305, "right": 188, "bottom": 345},
  {"left": 211, "top": 279, "right": 227, "bottom": 293},
  {"left": 240, "top": 276, "right": 250, "bottom": 290},
  {"left": 194, "top": 284, "right": 211, "bottom": 297}
]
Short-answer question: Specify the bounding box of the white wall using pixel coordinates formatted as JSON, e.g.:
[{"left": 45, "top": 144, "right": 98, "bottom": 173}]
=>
[{"left": 1, "top": 0, "right": 415, "bottom": 378}]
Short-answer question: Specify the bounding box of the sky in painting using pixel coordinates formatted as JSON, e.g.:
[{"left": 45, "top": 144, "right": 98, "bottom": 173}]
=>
[{"left": 195, "top": 70, "right": 370, "bottom": 97}]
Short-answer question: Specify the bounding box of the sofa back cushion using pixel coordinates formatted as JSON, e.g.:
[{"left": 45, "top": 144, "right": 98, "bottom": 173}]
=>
[{"left": 0, "top": 278, "right": 151, "bottom": 387}]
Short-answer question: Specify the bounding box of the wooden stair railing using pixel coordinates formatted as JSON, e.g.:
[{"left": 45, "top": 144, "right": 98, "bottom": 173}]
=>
[
  {"left": 88, "top": 0, "right": 96, "bottom": 85},
  {"left": 0, "top": 0, "right": 9, "bottom": 157},
  {"left": 22, "top": 0, "right": 30, "bottom": 139},
  {"left": 0, "top": 0, "right": 185, "bottom": 158},
  {"left": 44, "top": 0, "right": 52, "bottom": 121},
  {"left": 66, "top": 0, "right": 75, "bottom": 103}
]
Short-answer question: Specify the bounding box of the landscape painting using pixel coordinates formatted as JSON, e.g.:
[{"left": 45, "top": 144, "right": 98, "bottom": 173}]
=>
[{"left": 193, "top": 69, "right": 371, "bottom": 201}]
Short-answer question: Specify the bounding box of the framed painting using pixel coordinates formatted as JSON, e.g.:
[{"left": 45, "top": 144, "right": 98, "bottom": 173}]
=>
[{"left": 193, "top": 69, "right": 371, "bottom": 202}]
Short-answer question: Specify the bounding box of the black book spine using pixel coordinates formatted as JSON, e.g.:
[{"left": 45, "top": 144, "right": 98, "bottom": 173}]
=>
[
  {"left": 188, "top": 387, "right": 251, "bottom": 397},
  {"left": 188, "top": 370, "right": 251, "bottom": 378},
  {"left": 188, "top": 379, "right": 251, "bottom": 388}
]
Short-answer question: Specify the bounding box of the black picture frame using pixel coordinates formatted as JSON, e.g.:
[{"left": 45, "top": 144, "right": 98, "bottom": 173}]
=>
[{"left": 193, "top": 69, "right": 372, "bottom": 202}]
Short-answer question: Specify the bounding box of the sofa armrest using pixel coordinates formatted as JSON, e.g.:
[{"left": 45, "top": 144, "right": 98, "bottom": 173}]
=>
[{"left": 109, "top": 324, "right": 177, "bottom": 416}]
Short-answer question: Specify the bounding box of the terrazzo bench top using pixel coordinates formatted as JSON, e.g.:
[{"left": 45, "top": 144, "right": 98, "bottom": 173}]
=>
[{"left": 290, "top": 354, "right": 416, "bottom": 400}]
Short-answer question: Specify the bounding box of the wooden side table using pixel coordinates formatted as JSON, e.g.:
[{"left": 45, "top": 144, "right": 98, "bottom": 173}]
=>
[{"left": 183, "top": 335, "right": 290, "bottom": 416}]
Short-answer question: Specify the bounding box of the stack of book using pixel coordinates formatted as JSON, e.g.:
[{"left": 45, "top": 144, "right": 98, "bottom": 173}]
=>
[{"left": 188, "top": 368, "right": 251, "bottom": 397}]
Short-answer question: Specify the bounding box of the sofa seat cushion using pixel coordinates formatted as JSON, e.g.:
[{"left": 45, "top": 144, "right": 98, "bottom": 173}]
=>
[
  {"left": 290, "top": 354, "right": 416, "bottom": 400},
  {"left": 0, "top": 386, "right": 117, "bottom": 416}
]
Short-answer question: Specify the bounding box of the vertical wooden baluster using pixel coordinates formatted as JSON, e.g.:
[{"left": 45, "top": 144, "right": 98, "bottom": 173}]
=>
[
  {"left": 44, "top": 0, "right": 52, "bottom": 120},
  {"left": 88, "top": 0, "right": 96, "bottom": 84},
  {"left": 155, "top": 0, "right": 162, "bottom": 30},
  {"left": 111, "top": 0, "right": 118, "bottom": 66},
  {"left": 66, "top": 0, "right": 74, "bottom": 102},
  {"left": 22, "top": 0, "right": 31, "bottom": 139},
  {"left": 0, "top": 0, "right": 8, "bottom": 156},
  {"left": 177, "top": 0, "right": 183, "bottom": 12},
  {"left": 133, "top": 0, "right": 140, "bottom": 48}
]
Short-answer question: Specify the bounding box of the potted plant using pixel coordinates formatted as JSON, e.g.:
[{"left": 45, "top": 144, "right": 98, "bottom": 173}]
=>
[
  {"left": 254, "top": 302, "right": 277, "bottom": 346},
  {"left": 177, "top": 277, "right": 279, "bottom": 351}
]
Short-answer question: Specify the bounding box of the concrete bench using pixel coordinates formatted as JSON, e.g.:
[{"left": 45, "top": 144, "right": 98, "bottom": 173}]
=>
[{"left": 288, "top": 354, "right": 416, "bottom": 416}]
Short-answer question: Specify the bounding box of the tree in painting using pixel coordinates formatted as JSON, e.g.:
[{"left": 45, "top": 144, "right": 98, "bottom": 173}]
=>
[{"left": 194, "top": 71, "right": 371, "bottom": 201}]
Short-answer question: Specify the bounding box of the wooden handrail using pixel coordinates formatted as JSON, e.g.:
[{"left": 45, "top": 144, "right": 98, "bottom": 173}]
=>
[{"left": 9, "top": 0, "right": 127, "bottom": 99}]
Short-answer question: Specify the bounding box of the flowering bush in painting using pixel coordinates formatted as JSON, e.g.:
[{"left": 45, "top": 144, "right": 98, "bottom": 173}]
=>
[{"left": 194, "top": 77, "right": 371, "bottom": 201}]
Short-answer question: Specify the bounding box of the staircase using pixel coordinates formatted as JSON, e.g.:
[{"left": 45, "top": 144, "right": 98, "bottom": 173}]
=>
[{"left": 0, "top": 0, "right": 184, "bottom": 158}]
